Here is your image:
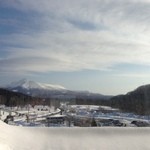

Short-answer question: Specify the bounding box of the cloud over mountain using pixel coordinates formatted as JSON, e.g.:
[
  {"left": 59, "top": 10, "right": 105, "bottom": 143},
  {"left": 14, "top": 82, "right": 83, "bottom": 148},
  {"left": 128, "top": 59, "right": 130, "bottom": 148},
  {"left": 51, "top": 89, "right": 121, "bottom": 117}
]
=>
[{"left": 1, "top": 0, "right": 150, "bottom": 75}]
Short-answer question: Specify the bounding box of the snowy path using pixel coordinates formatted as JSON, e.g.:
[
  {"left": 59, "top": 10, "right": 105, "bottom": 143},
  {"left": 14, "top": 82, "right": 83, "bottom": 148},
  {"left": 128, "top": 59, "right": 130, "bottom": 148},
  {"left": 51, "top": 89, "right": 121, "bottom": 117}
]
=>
[{"left": 0, "top": 121, "right": 150, "bottom": 150}]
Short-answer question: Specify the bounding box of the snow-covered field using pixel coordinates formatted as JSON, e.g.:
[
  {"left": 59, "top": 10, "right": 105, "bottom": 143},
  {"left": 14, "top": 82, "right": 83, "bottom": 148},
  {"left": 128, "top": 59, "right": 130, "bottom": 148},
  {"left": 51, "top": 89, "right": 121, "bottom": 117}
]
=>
[
  {"left": 0, "top": 105, "right": 62, "bottom": 127},
  {"left": 1, "top": 104, "right": 150, "bottom": 127},
  {"left": 0, "top": 120, "right": 150, "bottom": 150}
]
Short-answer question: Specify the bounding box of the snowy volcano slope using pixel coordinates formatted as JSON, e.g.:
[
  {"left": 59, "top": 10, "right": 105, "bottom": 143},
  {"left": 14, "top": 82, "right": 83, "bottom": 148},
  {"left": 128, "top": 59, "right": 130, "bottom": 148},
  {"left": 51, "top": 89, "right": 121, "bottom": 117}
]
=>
[{"left": 0, "top": 121, "right": 150, "bottom": 150}]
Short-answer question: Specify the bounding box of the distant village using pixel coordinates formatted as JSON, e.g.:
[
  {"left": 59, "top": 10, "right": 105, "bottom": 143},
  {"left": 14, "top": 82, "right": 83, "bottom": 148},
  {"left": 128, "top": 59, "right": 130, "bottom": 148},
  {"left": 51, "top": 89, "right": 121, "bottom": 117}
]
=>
[{"left": 0, "top": 103, "right": 150, "bottom": 127}]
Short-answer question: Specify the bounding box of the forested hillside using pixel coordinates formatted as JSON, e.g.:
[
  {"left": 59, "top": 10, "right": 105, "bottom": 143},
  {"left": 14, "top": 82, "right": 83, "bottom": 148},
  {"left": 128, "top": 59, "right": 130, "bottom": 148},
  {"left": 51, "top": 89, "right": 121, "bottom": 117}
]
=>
[
  {"left": 0, "top": 88, "right": 41, "bottom": 107},
  {"left": 110, "top": 85, "right": 150, "bottom": 115}
]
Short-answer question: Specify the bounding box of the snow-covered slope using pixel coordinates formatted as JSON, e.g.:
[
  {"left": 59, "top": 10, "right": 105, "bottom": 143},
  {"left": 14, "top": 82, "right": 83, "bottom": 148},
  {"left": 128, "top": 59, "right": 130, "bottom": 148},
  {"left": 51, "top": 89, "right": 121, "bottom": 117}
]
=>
[
  {"left": 0, "top": 121, "right": 150, "bottom": 150},
  {"left": 5, "top": 79, "right": 111, "bottom": 100},
  {"left": 7, "top": 79, "right": 66, "bottom": 90}
]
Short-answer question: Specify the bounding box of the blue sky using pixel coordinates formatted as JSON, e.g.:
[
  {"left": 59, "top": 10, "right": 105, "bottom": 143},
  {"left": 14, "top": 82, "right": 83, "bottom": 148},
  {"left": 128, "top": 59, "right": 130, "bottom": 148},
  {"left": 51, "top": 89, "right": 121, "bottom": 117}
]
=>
[{"left": 1, "top": 0, "right": 150, "bottom": 95}]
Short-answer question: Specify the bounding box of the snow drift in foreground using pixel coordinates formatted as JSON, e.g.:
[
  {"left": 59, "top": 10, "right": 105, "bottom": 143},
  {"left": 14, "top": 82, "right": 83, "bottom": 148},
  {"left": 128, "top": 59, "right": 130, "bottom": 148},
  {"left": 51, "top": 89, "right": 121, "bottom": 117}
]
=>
[{"left": 0, "top": 121, "right": 150, "bottom": 150}]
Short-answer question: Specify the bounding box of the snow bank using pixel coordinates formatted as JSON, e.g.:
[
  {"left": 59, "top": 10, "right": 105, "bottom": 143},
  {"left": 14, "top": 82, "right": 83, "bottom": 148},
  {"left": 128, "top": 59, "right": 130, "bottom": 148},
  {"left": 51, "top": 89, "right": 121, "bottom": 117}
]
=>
[
  {"left": 0, "top": 143, "right": 11, "bottom": 150},
  {"left": 0, "top": 121, "right": 150, "bottom": 150}
]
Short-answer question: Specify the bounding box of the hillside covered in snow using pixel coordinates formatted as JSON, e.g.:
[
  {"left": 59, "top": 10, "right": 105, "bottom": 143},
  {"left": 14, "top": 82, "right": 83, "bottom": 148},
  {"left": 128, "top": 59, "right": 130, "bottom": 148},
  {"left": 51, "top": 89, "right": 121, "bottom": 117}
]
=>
[
  {"left": 0, "top": 121, "right": 150, "bottom": 150},
  {"left": 6, "top": 79, "right": 66, "bottom": 91},
  {"left": 4, "top": 79, "right": 111, "bottom": 100}
]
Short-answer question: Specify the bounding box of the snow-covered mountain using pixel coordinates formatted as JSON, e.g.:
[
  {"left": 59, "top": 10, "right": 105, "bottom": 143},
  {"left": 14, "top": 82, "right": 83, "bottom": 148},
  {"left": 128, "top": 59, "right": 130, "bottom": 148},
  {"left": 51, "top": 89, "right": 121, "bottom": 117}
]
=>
[
  {"left": 7, "top": 79, "right": 66, "bottom": 91},
  {"left": 4, "top": 79, "right": 111, "bottom": 100}
]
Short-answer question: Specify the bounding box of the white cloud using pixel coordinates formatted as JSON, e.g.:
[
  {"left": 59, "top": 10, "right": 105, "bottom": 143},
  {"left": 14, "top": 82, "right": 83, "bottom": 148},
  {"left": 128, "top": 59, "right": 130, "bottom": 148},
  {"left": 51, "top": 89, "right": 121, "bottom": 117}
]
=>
[
  {"left": 1, "top": 0, "right": 150, "bottom": 74},
  {"left": 114, "top": 73, "right": 150, "bottom": 78}
]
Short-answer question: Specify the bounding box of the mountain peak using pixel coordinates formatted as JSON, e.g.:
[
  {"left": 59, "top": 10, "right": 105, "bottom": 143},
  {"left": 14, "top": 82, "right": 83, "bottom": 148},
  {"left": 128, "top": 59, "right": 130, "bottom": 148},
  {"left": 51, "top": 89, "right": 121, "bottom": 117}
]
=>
[
  {"left": 4, "top": 79, "right": 110, "bottom": 100},
  {"left": 6, "top": 79, "right": 66, "bottom": 90}
]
